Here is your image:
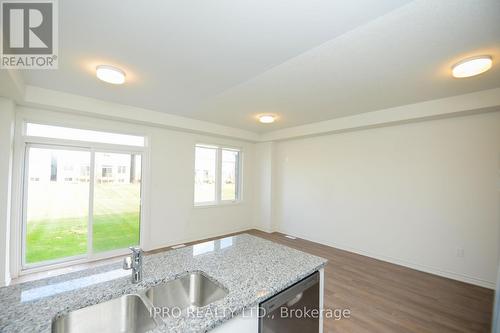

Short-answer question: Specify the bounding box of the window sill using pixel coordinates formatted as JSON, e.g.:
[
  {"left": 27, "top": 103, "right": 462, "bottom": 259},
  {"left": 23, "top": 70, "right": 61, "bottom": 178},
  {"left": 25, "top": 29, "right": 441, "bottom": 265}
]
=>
[
  {"left": 19, "top": 248, "right": 131, "bottom": 277},
  {"left": 193, "top": 201, "right": 243, "bottom": 209}
]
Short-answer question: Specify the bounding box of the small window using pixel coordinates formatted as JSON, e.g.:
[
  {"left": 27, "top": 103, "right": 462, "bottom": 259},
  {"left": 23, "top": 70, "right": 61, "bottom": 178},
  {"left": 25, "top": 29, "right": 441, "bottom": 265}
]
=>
[
  {"left": 80, "top": 166, "right": 90, "bottom": 177},
  {"left": 26, "top": 123, "right": 145, "bottom": 147},
  {"left": 194, "top": 144, "right": 241, "bottom": 205},
  {"left": 101, "top": 166, "right": 113, "bottom": 178},
  {"left": 194, "top": 146, "right": 217, "bottom": 204}
]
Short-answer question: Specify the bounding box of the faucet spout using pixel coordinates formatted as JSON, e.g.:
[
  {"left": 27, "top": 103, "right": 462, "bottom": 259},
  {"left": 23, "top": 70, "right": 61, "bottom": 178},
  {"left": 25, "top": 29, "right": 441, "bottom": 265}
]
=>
[{"left": 123, "top": 247, "right": 143, "bottom": 283}]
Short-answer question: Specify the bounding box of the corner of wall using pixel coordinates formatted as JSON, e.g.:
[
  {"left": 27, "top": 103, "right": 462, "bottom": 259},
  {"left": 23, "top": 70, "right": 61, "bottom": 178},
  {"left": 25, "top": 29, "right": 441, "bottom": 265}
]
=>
[
  {"left": 253, "top": 142, "right": 275, "bottom": 232},
  {"left": 0, "top": 98, "right": 16, "bottom": 286}
]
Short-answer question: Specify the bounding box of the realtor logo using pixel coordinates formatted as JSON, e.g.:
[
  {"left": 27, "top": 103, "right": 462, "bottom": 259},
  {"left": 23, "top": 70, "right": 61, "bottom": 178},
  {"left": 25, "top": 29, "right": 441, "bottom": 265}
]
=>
[{"left": 1, "top": 0, "right": 58, "bottom": 69}]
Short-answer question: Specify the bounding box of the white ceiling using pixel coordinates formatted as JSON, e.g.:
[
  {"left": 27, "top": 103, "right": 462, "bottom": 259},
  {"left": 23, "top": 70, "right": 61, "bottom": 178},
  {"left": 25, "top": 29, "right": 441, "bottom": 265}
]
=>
[{"left": 21, "top": 0, "right": 500, "bottom": 132}]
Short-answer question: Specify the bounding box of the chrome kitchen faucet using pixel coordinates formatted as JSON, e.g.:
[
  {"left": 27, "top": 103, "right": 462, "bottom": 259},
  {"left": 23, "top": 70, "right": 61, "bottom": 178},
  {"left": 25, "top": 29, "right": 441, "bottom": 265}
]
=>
[{"left": 123, "top": 247, "right": 143, "bottom": 283}]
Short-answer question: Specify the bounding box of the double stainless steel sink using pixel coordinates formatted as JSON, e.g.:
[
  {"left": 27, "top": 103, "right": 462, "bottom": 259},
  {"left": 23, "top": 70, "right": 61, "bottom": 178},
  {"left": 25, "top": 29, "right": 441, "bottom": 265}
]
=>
[{"left": 52, "top": 272, "right": 228, "bottom": 333}]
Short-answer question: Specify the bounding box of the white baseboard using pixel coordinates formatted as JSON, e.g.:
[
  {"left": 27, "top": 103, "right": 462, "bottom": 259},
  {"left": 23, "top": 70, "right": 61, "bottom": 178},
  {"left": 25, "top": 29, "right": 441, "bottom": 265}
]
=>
[
  {"left": 252, "top": 226, "right": 275, "bottom": 233},
  {"left": 274, "top": 229, "right": 496, "bottom": 290}
]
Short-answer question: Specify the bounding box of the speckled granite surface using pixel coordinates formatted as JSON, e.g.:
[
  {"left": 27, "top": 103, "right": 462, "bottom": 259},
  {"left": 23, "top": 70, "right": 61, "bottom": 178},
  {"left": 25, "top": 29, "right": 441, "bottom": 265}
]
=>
[{"left": 0, "top": 234, "right": 327, "bottom": 333}]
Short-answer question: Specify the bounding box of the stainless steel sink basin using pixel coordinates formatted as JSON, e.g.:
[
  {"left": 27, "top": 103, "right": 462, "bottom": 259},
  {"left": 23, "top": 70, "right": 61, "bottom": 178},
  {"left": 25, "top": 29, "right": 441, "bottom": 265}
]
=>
[
  {"left": 52, "top": 294, "right": 157, "bottom": 333},
  {"left": 145, "top": 272, "right": 228, "bottom": 312}
]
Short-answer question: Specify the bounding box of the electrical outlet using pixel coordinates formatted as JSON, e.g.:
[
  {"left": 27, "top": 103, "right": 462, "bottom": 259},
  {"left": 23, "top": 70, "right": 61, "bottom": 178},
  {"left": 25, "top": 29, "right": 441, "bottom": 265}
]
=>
[{"left": 456, "top": 248, "right": 465, "bottom": 258}]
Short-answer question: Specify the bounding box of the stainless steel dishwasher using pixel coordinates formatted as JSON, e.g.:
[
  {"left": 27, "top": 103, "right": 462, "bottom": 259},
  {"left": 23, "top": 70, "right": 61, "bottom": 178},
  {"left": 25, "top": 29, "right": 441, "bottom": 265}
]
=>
[{"left": 259, "top": 271, "right": 320, "bottom": 333}]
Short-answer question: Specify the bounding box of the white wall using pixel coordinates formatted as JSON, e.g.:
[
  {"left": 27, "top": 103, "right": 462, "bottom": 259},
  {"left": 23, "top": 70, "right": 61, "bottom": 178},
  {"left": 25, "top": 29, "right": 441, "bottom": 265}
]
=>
[
  {"left": 8, "top": 107, "right": 255, "bottom": 277},
  {"left": 253, "top": 142, "right": 274, "bottom": 232},
  {"left": 0, "top": 98, "right": 15, "bottom": 286},
  {"left": 271, "top": 111, "right": 500, "bottom": 288}
]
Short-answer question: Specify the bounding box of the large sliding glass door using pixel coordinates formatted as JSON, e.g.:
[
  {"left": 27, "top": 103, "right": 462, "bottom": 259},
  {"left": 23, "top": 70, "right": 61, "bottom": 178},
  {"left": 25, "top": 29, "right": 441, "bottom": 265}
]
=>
[
  {"left": 23, "top": 145, "right": 142, "bottom": 267},
  {"left": 25, "top": 147, "right": 90, "bottom": 264}
]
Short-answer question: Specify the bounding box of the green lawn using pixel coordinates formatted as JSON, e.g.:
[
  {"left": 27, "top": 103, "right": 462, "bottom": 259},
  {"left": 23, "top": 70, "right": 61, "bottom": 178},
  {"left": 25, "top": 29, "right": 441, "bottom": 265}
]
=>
[
  {"left": 25, "top": 182, "right": 141, "bottom": 264},
  {"left": 26, "top": 212, "right": 140, "bottom": 263}
]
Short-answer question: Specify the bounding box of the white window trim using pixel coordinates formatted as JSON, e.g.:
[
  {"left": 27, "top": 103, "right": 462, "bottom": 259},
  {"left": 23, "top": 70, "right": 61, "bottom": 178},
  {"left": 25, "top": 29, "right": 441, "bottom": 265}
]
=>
[
  {"left": 194, "top": 143, "right": 243, "bottom": 207},
  {"left": 10, "top": 117, "right": 151, "bottom": 277}
]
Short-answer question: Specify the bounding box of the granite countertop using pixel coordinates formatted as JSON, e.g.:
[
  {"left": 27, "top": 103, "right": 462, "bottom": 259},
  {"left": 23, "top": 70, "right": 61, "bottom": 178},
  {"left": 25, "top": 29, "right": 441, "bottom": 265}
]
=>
[{"left": 0, "top": 234, "right": 327, "bottom": 333}]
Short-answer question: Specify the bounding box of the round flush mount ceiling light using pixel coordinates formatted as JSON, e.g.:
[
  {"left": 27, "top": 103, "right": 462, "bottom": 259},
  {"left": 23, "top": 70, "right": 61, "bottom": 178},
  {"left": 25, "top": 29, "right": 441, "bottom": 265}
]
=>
[
  {"left": 452, "top": 56, "right": 493, "bottom": 78},
  {"left": 258, "top": 115, "right": 276, "bottom": 124},
  {"left": 96, "top": 65, "right": 126, "bottom": 84}
]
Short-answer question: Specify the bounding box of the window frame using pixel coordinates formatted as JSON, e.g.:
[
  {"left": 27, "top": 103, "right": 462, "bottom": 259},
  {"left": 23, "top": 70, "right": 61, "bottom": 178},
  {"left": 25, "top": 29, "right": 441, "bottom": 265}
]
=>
[
  {"left": 194, "top": 143, "right": 243, "bottom": 207},
  {"left": 25, "top": 122, "right": 145, "bottom": 147},
  {"left": 12, "top": 120, "right": 150, "bottom": 275}
]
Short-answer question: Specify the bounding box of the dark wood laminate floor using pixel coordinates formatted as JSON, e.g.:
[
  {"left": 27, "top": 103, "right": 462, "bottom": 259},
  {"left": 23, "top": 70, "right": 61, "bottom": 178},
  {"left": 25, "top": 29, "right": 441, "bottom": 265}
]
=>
[{"left": 245, "top": 230, "right": 494, "bottom": 333}]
